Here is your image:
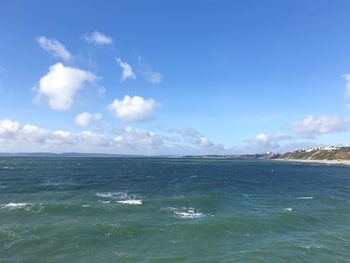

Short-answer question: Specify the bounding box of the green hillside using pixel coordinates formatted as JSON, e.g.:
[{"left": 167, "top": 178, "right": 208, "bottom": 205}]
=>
[{"left": 279, "top": 147, "right": 350, "bottom": 160}]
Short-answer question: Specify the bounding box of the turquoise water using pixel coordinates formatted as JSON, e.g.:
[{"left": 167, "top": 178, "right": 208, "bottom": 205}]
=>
[{"left": 1, "top": 158, "right": 350, "bottom": 262}]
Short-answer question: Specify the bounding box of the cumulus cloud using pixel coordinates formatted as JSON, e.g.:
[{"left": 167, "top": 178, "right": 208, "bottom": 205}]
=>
[
  {"left": 35, "top": 63, "right": 98, "bottom": 110},
  {"left": 246, "top": 133, "right": 277, "bottom": 153},
  {"left": 74, "top": 112, "right": 102, "bottom": 128},
  {"left": 116, "top": 58, "right": 136, "bottom": 81},
  {"left": 37, "top": 36, "right": 72, "bottom": 61},
  {"left": 0, "top": 119, "right": 20, "bottom": 138},
  {"left": 291, "top": 115, "right": 350, "bottom": 135},
  {"left": 244, "top": 132, "right": 294, "bottom": 153},
  {"left": 85, "top": 31, "right": 113, "bottom": 45},
  {"left": 108, "top": 96, "right": 157, "bottom": 122}
]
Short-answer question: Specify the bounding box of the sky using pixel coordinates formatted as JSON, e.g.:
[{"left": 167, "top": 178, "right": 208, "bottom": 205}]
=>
[{"left": 1, "top": 0, "right": 350, "bottom": 155}]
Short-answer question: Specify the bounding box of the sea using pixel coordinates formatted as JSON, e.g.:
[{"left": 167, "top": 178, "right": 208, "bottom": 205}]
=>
[{"left": 0, "top": 157, "right": 350, "bottom": 262}]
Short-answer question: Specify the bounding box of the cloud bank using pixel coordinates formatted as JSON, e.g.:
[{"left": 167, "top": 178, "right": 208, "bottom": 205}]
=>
[{"left": 0, "top": 119, "right": 233, "bottom": 155}]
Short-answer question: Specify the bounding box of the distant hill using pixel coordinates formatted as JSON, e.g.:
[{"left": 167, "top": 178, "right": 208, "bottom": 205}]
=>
[
  {"left": 275, "top": 147, "right": 350, "bottom": 161},
  {"left": 1, "top": 148, "right": 350, "bottom": 161},
  {"left": 0, "top": 152, "right": 143, "bottom": 157}
]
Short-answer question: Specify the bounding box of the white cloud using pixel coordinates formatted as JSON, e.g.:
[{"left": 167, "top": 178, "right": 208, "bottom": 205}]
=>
[
  {"left": 35, "top": 63, "right": 98, "bottom": 110},
  {"left": 344, "top": 74, "right": 350, "bottom": 109},
  {"left": 247, "top": 133, "right": 279, "bottom": 152},
  {"left": 0, "top": 119, "right": 238, "bottom": 155},
  {"left": 0, "top": 119, "right": 20, "bottom": 138},
  {"left": 344, "top": 74, "right": 350, "bottom": 98},
  {"left": 112, "top": 126, "right": 164, "bottom": 150},
  {"left": 85, "top": 31, "right": 113, "bottom": 45},
  {"left": 291, "top": 115, "right": 350, "bottom": 135},
  {"left": 37, "top": 36, "right": 72, "bottom": 61},
  {"left": 108, "top": 96, "right": 157, "bottom": 122},
  {"left": 116, "top": 58, "right": 136, "bottom": 81},
  {"left": 0, "top": 119, "right": 166, "bottom": 154},
  {"left": 74, "top": 112, "right": 102, "bottom": 128},
  {"left": 244, "top": 132, "right": 294, "bottom": 153},
  {"left": 143, "top": 70, "right": 163, "bottom": 84},
  {"left": 0, "top": 65, "right": 5, "bottom": 94},
  {"left": 159, "top": 126, "right": 229, "bottom": 154},
  {"left": 138, "top": 56, "right": 163, "bottom": 84}
]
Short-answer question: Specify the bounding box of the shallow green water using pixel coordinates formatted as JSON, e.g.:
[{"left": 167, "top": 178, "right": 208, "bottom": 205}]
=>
[{"left": 1, "top": 158, "right": 350, "bottom": 262}]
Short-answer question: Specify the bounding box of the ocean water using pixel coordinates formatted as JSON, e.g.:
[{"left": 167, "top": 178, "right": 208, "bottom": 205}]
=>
[{"left": 1, "top": 158, "right": 350, "bottom": 262}]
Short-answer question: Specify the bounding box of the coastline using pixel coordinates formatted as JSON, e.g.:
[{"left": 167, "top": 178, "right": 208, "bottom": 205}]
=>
[{"left": 274, "top": 158, "right": 350, "bottom": 165}]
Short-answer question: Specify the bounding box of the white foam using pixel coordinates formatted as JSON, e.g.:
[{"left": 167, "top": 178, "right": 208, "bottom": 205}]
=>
[
  {"left": 95, "top": 192, "right": 115, "bottom": 198},
  {"left": 82, "top": 204, "right": 90, "bottom": 207},
  {"left": 297, "top": 196, "right": 313, "bottom": 200},
  {"left": 169, "top": 207, "right": 204, "bottom": 219},
  {"left": 96, "top": 192, "right": 142, "bottom": 205},
  {"left": 117, "top": 200, "right": 142, "bottom": 205},
  {"left": 284, "top": 208, "right": 293, "bottom": 212},
  {"left": 2, "top": 203, "right": 31, "bottom": 209}
]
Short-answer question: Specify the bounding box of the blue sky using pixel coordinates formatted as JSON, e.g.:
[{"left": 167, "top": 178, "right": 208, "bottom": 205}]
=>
[{"left": 1, "top": 0, "right": 350, "bottom": 154}]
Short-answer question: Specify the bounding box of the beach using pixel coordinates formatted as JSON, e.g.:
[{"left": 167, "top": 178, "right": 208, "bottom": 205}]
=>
[{"left": 275, "top": 158, "right": 350, "bottom": 165}]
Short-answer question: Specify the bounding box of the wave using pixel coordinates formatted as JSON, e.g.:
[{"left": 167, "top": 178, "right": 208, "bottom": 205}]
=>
[
  {"left": 117, "top": 200, "right": 142, "bottom": 205},
  {"left": 1, "top": 166, "right": 14, "bottom": 169},
  {"left": 1, "top": 202, "right": 32, "bottom": 209},
  {"left": 95, "top": 192, "right": 142, "bottom": 205},
  {"left": 297, "top": 196, "right": 313, "bottom": 200},
  {"left": 283, "top": 208, "right": 293, "bottom": 212},
  {"left": 168, "top": 207, "right": 205, "bottom": 219}
]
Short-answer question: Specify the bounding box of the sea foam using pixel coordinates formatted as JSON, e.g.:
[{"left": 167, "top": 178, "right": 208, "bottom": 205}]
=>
[
  {"left": 117, "top": 200, "right": 142, "bottom": 205},
  {"left": 1, "top": 203, "right": 31, "bottom": 209},
  {"left": 169, "top": 207, "right": 204, "bottom": 219},
  {"left": 297, "top": 196, "right": 313, "bottom": 200},
  {"left": 95, "top": 192, "right": 142, "bottom": 205}
]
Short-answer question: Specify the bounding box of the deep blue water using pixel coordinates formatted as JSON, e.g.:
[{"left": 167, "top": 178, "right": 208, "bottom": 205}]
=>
[{"left": 0, "top": 158, "right": 350, "bottom": 262}]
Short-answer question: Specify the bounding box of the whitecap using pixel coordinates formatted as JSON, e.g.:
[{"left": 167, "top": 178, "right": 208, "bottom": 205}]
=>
[
  {"left": 96, "top": 192, "right": 142, "bottom": 205},
  {"left": 82, "top": 204, "right": 90, "bottom": 207},
  {"left": 297, "top": 196, "right": 313, "bottom": 200},
  {"left": 283, "top": 208, "right": 293, "bottom": 212},
  {"left": 2, "top": 203, "right": 31, "bottom": 209},
  {"left": 117, "top": 200, "right": 142, "bottom": 205},
  {"left": 169, "top": 207, "right": 204, "bottom": 219},
  {"left": 95, "top": 192, "right": 115, "bottom": 198}
]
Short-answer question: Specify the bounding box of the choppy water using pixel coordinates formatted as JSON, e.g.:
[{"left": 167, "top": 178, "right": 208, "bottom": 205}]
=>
[{"left": 1, "top": 158, "right": 350, "bottom": 262}]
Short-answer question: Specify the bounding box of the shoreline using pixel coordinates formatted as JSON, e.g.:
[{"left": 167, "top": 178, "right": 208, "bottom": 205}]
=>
[{"left": 274, "top": 158, "right": 350, "bottom": 165}]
